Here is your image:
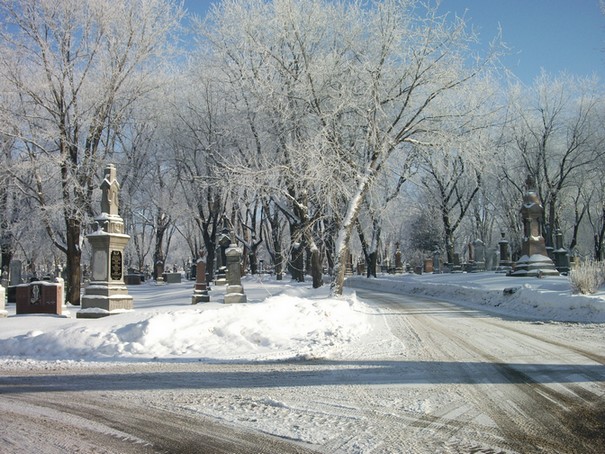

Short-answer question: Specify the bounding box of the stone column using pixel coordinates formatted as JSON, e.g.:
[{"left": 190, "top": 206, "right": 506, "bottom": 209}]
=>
[{"left": 224, "top": 244, "right": 247, "bottom": 304}]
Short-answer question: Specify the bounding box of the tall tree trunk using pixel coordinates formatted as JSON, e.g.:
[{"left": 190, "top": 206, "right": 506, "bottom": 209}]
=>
[
  {"left": 310, "top": 246, "right": 323, "bottom": 288},
  {"left": 367, "top": 252, "right": 377, "bottom": 278},
  {"left": 153, "top": 222, "right": 168, "bottom": 280},
  {"left": 289, "top": 223, "right": 305, "bottom": 282},
  {"left": 65, "top": 217, "right": 81, "bottom": 305},
  {"left": 269, "top": 210, "right": 283, "bottom": 279},
  {"left": 331, "top": 172, "right": 372, "bottom": 296},
  {"left": 443, "top": 212, "right": 455, "bottom": 264}
]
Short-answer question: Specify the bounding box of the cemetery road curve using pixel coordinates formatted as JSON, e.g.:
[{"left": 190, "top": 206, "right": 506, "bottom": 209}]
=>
[{"left": 350, "top": 288, "right": 605, "bottom": 453}]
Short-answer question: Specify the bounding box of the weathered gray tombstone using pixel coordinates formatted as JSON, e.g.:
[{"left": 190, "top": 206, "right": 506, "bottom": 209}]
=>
[
  {"left": 554, "top": 228, "right": 570, "bottom": 274},
  {"left": 162, "top": 272, "right": 181, "bottom": 284},
  {"left": 154, "top": 260, "right": 166, "bottom": 285},
  {"left": 473, "top": 239, "right": 486, "bottom": 272},
  {"left": 78, "top": 164, "right": 133, "bottom": 318},
  {"left": 511, "top": 176, "right": 558, "bottom": 276},
  {"left": 432, "top": 251, "right": 440, "bottom": 274},
  {"left": 224, "top": 244, "right": 247, "bottom": 304},
  {"left": 452, "top": 252, "right": 462, "bottom": 272},
  {"left": 192, "top": 257, "right": 210, "bottom": 304},
  {"left": 395, "top": 243, "right": 404, "bottom": 274},
  {"left": 496, "top": 232, "right": 512, "bottom": 273},
  {"left": 9, "top": 260, "right": 22, "bottom": 286},
  {"left": 465, "top": 242, "right": 476, "bottom": 272}
]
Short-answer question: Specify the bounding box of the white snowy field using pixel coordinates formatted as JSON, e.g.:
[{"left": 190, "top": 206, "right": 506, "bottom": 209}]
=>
[{"left": 0, "top": 271, "right": 603, "bottom": 365}]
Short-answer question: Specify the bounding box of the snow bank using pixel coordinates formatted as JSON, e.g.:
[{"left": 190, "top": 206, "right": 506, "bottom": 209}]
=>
[
  {"left": 346, "top": 273, "right": 605, "bottom": 323},
  {"left": 2, "top": 272, "right": 603, "bottom": 366},
  {"left": 0, "top": 288, "right": 372, "bottom": 363}
]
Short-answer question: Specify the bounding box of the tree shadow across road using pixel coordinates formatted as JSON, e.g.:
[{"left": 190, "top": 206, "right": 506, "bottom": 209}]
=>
[{"left": 1, "top": 359, "right": 604, "bottom": 395}]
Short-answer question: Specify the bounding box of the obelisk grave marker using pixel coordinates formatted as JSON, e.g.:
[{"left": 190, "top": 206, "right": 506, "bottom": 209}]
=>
[{"left": 78, "top": 164, "right": 133, "bottom": 318}]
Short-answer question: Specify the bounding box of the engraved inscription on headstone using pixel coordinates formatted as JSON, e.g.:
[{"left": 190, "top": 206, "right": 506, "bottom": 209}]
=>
[
  {"left": 110, "top": 251, "right": 122, "bottom": 280},
  {"left": 30, "top": 283, "right": 41, "bottom": 304}
]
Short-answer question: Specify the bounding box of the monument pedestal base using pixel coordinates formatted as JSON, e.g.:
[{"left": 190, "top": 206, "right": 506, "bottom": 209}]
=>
[
  {"left": 78, "top": 282, "right": 133, "bottom": 318},
  {"left": 224, "top": 284, "right": 247, "bottom": 304},
  {"left": 511, "top": 254, "right": 559, "bottom": 277}
]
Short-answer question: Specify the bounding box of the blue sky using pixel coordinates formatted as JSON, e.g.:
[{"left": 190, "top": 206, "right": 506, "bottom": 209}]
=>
[{"left": 183, "top": 0, "right": 605, "bottom": 85}]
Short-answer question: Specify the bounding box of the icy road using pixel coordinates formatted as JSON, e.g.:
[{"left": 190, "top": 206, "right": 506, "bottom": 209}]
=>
[{"left": 1, "top": 288, "right": 604, "bottom": 453}]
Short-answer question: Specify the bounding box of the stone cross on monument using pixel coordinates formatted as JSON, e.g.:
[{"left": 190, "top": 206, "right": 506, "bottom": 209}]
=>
[{"left": 101, "top": 165, "right": 120, "bottom": 216}]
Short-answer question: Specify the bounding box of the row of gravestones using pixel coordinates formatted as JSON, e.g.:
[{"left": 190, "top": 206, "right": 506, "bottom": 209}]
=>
[{"left": 1, "top": 164, "right": 247, "bottom": 319}]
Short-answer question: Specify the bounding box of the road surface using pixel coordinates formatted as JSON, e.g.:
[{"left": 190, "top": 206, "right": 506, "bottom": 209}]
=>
[{"left": 1, "top": 288, "right": 603, "bottom": 453}]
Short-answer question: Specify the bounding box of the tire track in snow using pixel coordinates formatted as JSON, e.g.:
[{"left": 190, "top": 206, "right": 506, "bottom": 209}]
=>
[{"left": 353, "top": 289, "right": 605, "bottom": 453}]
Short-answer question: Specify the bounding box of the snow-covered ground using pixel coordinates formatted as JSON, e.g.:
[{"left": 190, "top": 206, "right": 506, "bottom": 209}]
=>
[
  {"left": 0, "top": 272, "right": 603, "bottom": 365},
  {"left": 1, "top": 272, "right": 604, "bottom": 453}
]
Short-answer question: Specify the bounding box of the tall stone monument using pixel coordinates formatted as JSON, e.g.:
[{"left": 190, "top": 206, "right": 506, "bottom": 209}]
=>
[
  {"left": 511, "top": 176, "right": 558, "bottom": 277},
  {"left": 78, "top": 164, "right": 133, "bottom": 318}
]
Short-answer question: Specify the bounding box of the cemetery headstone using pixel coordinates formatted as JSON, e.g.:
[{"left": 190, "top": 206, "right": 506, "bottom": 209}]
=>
[
  {"left": 9, "top": 260, "right": 22, "bottom": 286},
  {"left": 192, "top": 257, "right": 210, "bottom": 304},
  {"left": 554, "top": 228, "right": 570, "bottom": 274},
  {"left": 452, "top": 252, "right": 462, "bottom": 272},
  {"left": 16, "top": 280, "right": 63, "bottom": 315},
  {"left": 473, "top": 239, "right": 486, "bottom": 272},
  {"left": 224, "top": 243, "right": 247, "bottom": 304},
  {"left": 162, "top": 271, "right": 182, "bottom": 284},
  {"left": 485, "top": 247, "right": 498, "bottom": 271},
  {"left": 496, "top": 232, "right": 512, "bottom": 273},
  {"left": 432, "top": 251, "right": 441, "bottom": 274},
  {"left": 155, "top": 260, "right": 166, "bottom": 285},
  {"left": 78, "top": 164, "right": 134, "bottom": 318},
  {"left": 395, "top": 243, "right": 404, "bottom": 274},
  {"left": 465, "top": 242, "right": 476, "bottom": 273}
]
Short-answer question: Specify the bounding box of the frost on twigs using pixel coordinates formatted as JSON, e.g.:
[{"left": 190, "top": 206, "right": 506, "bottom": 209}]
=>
[{"left": 569, "top": 260, "right": 605, "bottom": 295}]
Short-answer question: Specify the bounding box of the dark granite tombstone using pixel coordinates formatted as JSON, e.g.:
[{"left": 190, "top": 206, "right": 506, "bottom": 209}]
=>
[{"left": 16, "top": 281, "right": 63, "bottom": 315}]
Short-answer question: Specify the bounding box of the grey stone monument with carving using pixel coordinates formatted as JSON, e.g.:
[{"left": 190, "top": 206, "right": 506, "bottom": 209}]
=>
[
  {"left": 78, "top": 164, "right": 133, "bottom": 318},
  {"left": 224, "top": 243, "right": 247, "bottom": 304},
  {"left": 511, "top": 176, "right": 558, "bottom": 277}
]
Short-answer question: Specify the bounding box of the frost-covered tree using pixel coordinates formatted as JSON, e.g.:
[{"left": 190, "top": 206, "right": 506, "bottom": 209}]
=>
[
  {"left": 0, "top": 0, "right": 183, "bottom": 304},
  {"left": 195, "top": 0, "right": 498, "bottom": 295},
  {"left": 503, "top": 73, "right": 605, "bottom": 250}
]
